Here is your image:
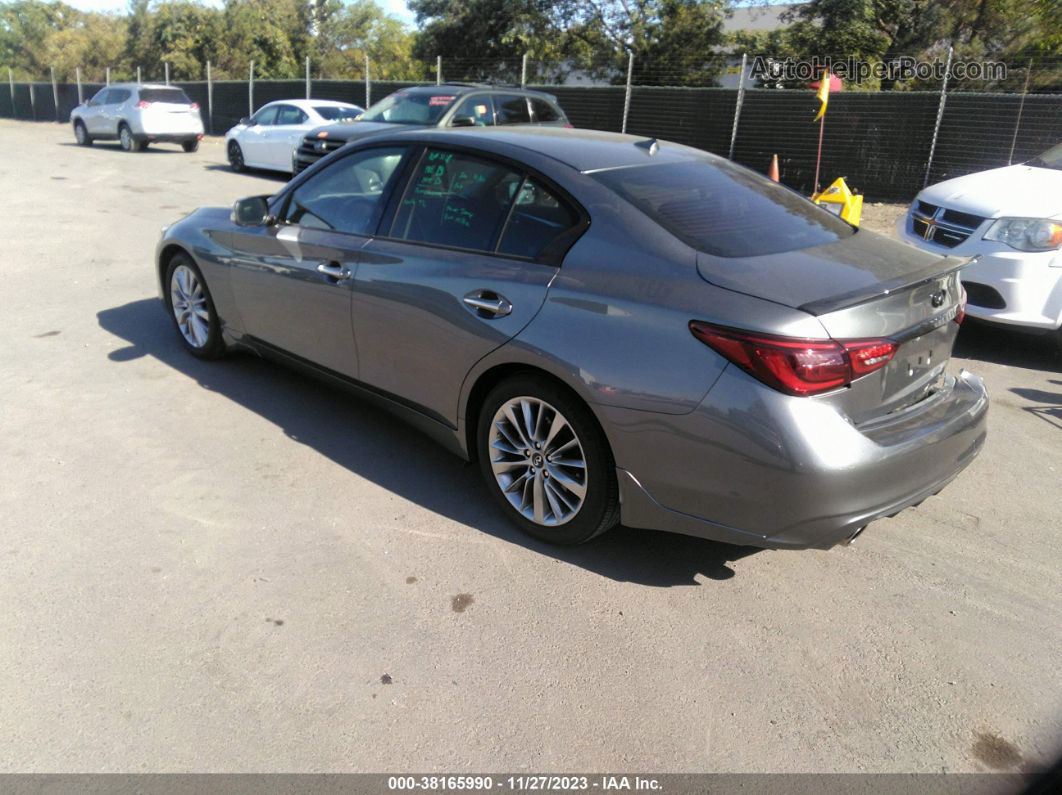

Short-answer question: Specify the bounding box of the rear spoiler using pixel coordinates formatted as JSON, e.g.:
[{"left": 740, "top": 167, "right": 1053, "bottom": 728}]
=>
[{"left": 798, "top": 255, "right": 974, "bottom": 316}]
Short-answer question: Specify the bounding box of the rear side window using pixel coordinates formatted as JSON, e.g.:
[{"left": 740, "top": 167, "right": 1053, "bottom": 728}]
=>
[
  {"left": 391, "top": 148, "right": 522, "bottom": 251},
  {"left": 498, "top": 179, "right": 578, "bottom": 259},
  {"left": 275, "top": 105, "right": 307, "bottom": 125},
  {"left": 530, "top": 98, "right": 562, "bottom": 123},
  {"left": 593, "top": 159, "right": 853, "bottom": 257},
  {"left": 314, "top": 106, "right": 360, "bottom": 121},
  {"left": 494, "top": 94, "right": 531, "bottom": 125},
  {"left": 138, "top": 88, "right": 191, "bottom": 105}
]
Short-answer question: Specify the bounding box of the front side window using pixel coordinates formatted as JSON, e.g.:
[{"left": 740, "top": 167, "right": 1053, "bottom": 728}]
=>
[
  {"left": 494, "top": 95, "right": 531, "bottom": 125},
  {"left": 450, "top": 96, "right": 495, "bottom": 126},
  {"left": 90, "top": 88, "right": 110, "bottom": 105},
  {"left": 359, "top": 90, "right": 458, "bottom": 125},
  {"left": 251, "top": 106, "right": 278, "bottom": 126},
  {"left": 593, "top": 158, "right": 853, "bottom": 258},
  {"left": 284, "top": 146, "right": 408, "bottom": 236},
  {"left": 109, "top": 89, "right": 131, "bottom": 104},
  {"left": 275, "top": 105, "right": 307, "bottom": 125},
  {"left": 390, "top": 148, "right": 522, "bottom": 251},
  {"left": 497, "top": 178, "right": 579, "bottom": 259},
  {"left": 530, "top": 98, "right": 562, "bottom": 123}
]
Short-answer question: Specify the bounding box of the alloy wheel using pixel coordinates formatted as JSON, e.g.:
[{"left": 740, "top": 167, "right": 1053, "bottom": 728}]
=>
[
  {"left": 488, "top": 396, "right": 588, "bottom": 526},
  {"left": 74, "top": 123, "right": 86, "bottom": 144},
  {"left": 169, "top": 264, "right": 211, "bottom": 348},
  {"left": 120, "top": 126, "right": 132, "bottom": 151},
  {"left": 228, "top": 142, "right": 244, "bottom": 170}
]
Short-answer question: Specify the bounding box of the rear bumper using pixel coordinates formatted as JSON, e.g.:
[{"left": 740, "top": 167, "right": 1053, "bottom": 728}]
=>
[
  {"left": 607, "top": 368, "right": 989, "bottom": 549},
  {"left": 135, "top": 131, "right": 203, "bottom": 143}
]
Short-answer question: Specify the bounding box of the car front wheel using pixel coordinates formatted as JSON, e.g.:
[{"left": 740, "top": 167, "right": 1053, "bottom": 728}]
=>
[
  {"left": 228, "top": 140, "right": 246, "bottom": 172},
  {"left": 74, "top": 120, "right": 92, "bottom": 146},
  {"left": 477, "top": 375, "right": 619, "bottom": 544},
  {"left": 164, "top": 253, "right": 225, "bottom": 359}
]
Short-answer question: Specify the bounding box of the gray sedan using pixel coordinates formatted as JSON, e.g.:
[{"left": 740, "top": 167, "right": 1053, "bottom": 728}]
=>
[{"left": 156, "top": 127, "right": 987, "bottom": 549}]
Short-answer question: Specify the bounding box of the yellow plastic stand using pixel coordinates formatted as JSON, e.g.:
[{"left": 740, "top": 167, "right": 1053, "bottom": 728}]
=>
[{"left": 811, "top": 177, "right": 863, "bottom": 227}]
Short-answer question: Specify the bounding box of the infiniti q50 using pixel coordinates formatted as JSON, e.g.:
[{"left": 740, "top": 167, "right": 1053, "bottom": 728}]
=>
[{"left": 156, "top": 127, "right": 987, "bottom": 548}]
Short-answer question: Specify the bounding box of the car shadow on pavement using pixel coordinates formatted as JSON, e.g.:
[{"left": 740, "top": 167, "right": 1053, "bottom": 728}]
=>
[
  {"left": 202, "top": 163, "right": 290, "bottom": 181},
  {"left": 1011, "top": 381, "right": 1062, "bottom": 431},
  {"left": 97, "top": 298, "right": 762, "bottom": 586},
  {"left": 954, "top": 321, "right": 1061, "bottom": 372}
]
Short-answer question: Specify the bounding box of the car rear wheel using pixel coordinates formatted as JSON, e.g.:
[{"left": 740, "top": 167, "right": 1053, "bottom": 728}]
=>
[
  {"left": 119, "top": 124, "right": 142, "bottom": 153},
  {"left": 477, "top": 375, "right": 619, "bottom": 544},
  {"left": 164, "top": 253, "right": 225, "bottom": 360},
  {"left": 228, "top": 141, "right": 246, "bottom": 172},
  {"left": 182, "top": 139, "right": 199, "bottom": 153},
  {"left": 74, "top": 120, "right": 92, "bottom": 146}
]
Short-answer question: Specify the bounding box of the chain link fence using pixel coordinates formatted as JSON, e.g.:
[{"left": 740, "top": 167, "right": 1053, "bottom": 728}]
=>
[{"left": 2, "top": 55, "right": 1059, "bottom": 201}]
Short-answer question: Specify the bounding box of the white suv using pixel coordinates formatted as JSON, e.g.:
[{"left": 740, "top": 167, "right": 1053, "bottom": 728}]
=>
[
  {"left": 71, "top": 83, "right": 204, "bottom": 153},
  {"left": 898, "top": 142, "right": 1062, "bottom": 347}
]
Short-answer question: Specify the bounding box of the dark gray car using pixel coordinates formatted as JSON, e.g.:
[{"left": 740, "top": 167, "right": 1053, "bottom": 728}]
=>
[
  {"left": 287, "top": 84, "right": 569, "bottom": 174},
  {"left": 158, "top": 127, "right": 987, "bottom": 549}
]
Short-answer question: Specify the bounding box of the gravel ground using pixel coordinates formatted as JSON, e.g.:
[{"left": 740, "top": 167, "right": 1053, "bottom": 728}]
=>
[{"left": 1, "top": 119, "right": 1060, "bottom": 776}]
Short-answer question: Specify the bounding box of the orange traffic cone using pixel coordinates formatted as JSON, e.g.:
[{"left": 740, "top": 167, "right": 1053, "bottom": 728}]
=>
[{"left": 768, "top": 154, "right": 780, "bottom": 182}]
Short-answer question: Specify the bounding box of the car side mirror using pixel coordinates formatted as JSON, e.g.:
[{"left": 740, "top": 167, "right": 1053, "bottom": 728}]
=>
[
  {"left": 232, "top": 196, "right": 274, "bottom": 227},
  {"left": 450, "top": 116, "right": 477, "bottom": 128},
  {"left": 240, "top": 116, "right": 252, "bottom": 126}
]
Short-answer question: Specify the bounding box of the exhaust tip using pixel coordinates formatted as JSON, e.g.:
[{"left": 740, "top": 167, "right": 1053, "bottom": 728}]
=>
[{"left": 841, "top": 525, "right": 867, "bottom": 546}]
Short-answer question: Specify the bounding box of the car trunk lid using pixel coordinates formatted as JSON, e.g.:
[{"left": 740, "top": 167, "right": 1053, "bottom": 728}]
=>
[{"left": 696, "top": 229, "right": 968, "bottom": 420}]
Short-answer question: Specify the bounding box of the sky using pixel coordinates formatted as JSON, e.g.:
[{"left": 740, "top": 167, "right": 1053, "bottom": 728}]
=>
[{"left": 63, "top": 0, "right": 417, "bottom": 26}]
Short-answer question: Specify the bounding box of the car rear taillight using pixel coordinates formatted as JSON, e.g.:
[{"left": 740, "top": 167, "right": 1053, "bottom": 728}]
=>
[
  {"left": 137, "top": 100, "right": 151, "bottom": 109},
  {"left": 955, "top": 285, "right": 967, "bottom": 325},
  {"left": 689, "top": 321, "right": 897, "bottom": 397},
  {"left": 189, "top": 102, "right": 199, "bottom": 110},
  {"left": 564, "top": 123, "right": 574, "bottom": 128}
]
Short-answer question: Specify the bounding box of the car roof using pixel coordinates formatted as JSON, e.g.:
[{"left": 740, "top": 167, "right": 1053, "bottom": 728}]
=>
[
  {"left": 261, "top": 98, "right": 360, "bottom": 110},
  {"left": 376, "top": 126, "right": 707, "bottom": 173},
  {"left": 110, "top": 83, "right": 175, "bottom": 90},
  {"left": 398, "top": 83, "right": 559, "bottom": 101}
]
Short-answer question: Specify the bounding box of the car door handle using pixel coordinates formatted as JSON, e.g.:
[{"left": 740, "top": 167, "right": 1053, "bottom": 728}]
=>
[
  {"left": 317, "top": 262, "right": 351, "bottom": 281},
  {"left": 463, "top": 291, "right": 512, "bottom": 318}
]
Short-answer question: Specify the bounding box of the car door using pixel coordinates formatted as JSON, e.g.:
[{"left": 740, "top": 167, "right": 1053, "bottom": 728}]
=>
[
  {"left": 102, "top": 88, "right": 130, "bottom": 136},
  {"left": 240, "top": 105, "right": 278, "bottom": 166},
  {"left": 82, "top": 88, "right": 110, "bottom": 135},
  {"left": 266, "top": 104, "right": 309, "bottom": 170},
  {"left": 354, "top": 146, "right": 581, "bottom": 427},
  {"left": 227, "top": 144, "right": 412, "bottom": 378}
]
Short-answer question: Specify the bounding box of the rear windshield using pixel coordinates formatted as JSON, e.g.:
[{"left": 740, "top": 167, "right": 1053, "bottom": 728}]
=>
[
  {"left": 593, "top": 159, "right": 853, "bottom": 257},
  {"left": 314, "top": 105, "right": 361, "bottom": 121},
  {"left": 359, "top": 91, "right": 456, "bottom": 125},
  {"left": 139, "top": 88, "right": 191, "bottom": 105}
]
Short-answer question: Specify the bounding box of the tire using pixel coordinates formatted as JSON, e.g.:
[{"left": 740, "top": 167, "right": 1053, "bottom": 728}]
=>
[
  {"left": 164, "top": 253, "right": 226, "bottom": 360},
  {"left": 228, "top": 140, "right": 246, "bottom": 172},
  {"left": 182, "top": 139, "right": 199, "bottom": 153},
  {"left": 73, "top": 120, "right": 92, "bottom": 146},
  {"left": 119, "top": 123, "right": 142, "bottom": 153},
  {"left": 477, "top": 374, "right": 620, "bottom": 545}
]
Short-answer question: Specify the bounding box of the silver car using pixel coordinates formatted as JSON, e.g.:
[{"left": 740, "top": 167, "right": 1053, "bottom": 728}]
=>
[
  {"left": 71, "top": 83, "right": 204, "bottom": 152},
  {"left": 156, "top": 128, "right": 987, "bottom": 549}
]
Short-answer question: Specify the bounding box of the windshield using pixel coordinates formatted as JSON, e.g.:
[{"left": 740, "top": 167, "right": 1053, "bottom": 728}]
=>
[
  {"left": 139, "top": 88, "right": 191, "bottom": 105},
  {"left": 359, "top": 90, "right": 457, "bottom": 125},
  {"left": 314, "top": 105, "right": 362, "bottom": 122},
  {"left": 1027, "top": 142, "right": 1062, "bottom": 170},
  {"left": 594, "top": 159, "right": 853, "bottom": 258}
]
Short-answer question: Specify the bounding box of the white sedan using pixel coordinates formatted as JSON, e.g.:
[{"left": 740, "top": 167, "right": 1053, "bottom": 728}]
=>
[
  {"left": 898, "top": 141, "right": 1062, "bottom": 346},
  {"left": 225, "top": 99, "right": 363, "bottom": 174}
]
